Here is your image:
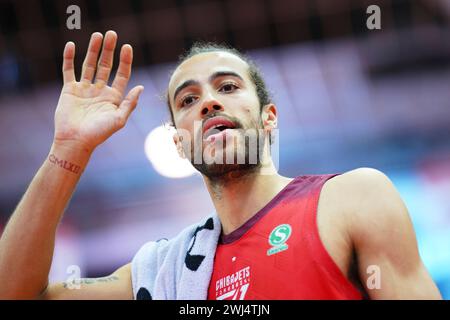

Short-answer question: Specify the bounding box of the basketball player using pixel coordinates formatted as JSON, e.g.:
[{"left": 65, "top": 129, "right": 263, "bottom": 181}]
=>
[{"left": 0, "top": 31, "right": 442, "bottom": 299}]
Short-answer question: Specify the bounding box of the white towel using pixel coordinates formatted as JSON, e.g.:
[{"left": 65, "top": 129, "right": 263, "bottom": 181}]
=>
[{"left": 131, "top": 214, "right": 221, "bottom": 300}]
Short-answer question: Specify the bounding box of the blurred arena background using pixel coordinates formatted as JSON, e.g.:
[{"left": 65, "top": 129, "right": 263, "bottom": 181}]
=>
[{"left": 0, "top": 0, "right": 449, "bottom": 298}]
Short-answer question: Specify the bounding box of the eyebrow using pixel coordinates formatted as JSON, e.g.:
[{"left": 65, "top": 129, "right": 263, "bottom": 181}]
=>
[
  {"left": 208, "top": 71, "right": 243, "bottom": 83},
  {"left": 172, "top": 71, "right": 244, "bottom": 104},
  {"left": 173, "top": 79, "right": 199, "bottom": 105}
]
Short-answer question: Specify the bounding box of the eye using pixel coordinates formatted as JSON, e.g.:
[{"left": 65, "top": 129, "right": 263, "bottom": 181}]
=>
[
  {"left": 180, "top": 95, "right": 198, "bottom": 108},
  {"left": 219, "top": 82, "right": 239, "bottom": 93}
]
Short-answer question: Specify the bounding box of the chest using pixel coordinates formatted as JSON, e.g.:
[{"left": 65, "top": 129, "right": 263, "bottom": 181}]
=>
[{"left": 208, "top": 200, "right": 358, "bottom": 300}]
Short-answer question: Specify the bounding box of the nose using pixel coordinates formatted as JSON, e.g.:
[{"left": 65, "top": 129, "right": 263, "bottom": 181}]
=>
[
  {"left": 200, "top": 92, "right": 224, "bottom": 116},
  {"left": 201, "top": 104, "right": 223, "bottom": 116}
]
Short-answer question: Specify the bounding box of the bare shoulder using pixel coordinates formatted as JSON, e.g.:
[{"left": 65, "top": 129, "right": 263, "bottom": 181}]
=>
[
  {"left": 333, "top": 167, "right": 415, "bottom": 248},
  {"left": 316, "top": 167, "right": 406, "bottom": 275},
  {"left": 324, "top": 167, "right": 403, "bottom": 219},
  {"left": 314, "top": 169, "right": 389, "bottom": 277},
  {"left": 325, "top": 169, "right": 442, "bottom": 299},
  {"left": 319, "top": 167, "right": 392, "bottom": 217},
  {"left": 327, "top": 167, "right": 395, "bottom": 197},
  {"left": 322, "top": 167, "right": 412, "bottom": 241}
]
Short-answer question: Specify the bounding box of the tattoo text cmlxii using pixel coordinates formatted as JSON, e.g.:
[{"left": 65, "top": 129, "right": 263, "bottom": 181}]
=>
[{"left": 48, "top": 154, "right": 82, "bottom": 174}]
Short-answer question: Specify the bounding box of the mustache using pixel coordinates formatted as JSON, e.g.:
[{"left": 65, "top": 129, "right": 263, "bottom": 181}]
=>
[{"left": 201, "top": 112, "right": 243, "bottom": 130}]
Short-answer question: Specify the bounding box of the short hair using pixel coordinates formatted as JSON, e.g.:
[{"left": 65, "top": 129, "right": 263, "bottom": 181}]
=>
[{"left": 166, "top": 42, "right": 272, "bottom": 126}]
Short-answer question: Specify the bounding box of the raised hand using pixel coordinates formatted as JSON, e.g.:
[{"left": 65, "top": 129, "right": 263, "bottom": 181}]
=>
[{"left": 53, "top": 31, "right": 144, "bottom": 153}]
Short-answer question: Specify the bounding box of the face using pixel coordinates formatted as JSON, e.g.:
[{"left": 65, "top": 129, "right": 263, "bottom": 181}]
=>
[{"left": 168, "top": 51, "right": 276, "bottom": 179}]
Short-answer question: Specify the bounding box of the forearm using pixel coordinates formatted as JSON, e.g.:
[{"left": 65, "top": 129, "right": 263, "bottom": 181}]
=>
[
  {"left": 0, "top": 30, "right": 142, "bottom": 300},
  {"left": 0, "top": 141, "right": 92, "bottom": 299}
]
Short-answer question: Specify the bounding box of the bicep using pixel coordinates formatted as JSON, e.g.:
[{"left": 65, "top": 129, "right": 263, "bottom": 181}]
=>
[
  {"left": 39, "top": 263, "right": 133, "bottom": 300},
  {"left": 347, "top": 168, "right": 442, "bottom": 299},
  {"left": 356, "top": 238, "right": 440, "bottom": 299}
]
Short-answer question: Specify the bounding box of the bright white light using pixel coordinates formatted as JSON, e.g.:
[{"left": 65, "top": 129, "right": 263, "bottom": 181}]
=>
[{"left": 145, "top": 125, "right": 197, "bottom": 178}]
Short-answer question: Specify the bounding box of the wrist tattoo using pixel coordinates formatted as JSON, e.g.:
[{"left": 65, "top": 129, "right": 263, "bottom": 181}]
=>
[{"left": 48, "top": 154, "right": 81, "bottom": 174}]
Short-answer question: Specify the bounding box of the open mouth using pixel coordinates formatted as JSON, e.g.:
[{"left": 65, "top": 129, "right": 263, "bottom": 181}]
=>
[{"left": 202, "top": 117, "right": 237, "bottom": 141}]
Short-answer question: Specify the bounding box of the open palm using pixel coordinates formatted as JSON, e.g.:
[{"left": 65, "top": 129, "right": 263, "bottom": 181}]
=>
[{"left": 54, "top": 31, "right": 143, "bottom": 152}]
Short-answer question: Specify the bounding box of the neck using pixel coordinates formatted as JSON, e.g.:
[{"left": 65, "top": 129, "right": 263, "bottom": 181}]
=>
[{"left": 203, "top": 160, "right": 293, "bottom": 236}]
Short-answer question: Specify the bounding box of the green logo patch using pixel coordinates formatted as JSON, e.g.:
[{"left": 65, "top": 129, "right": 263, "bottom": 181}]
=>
[{"left": 267, "top": 224, "right": 292, "bottom": 256}]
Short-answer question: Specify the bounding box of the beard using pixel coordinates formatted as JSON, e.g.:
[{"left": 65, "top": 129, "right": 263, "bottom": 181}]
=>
[
  {"left": 192, "top": 132, "right": 263, "bottom": 180},
  {"left": 184, "top": 114, "right": 268, "bottom": 180}
]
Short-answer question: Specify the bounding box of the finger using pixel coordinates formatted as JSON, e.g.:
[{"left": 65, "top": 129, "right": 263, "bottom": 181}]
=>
[
  {"left": 118, "top": 85, "right": 144, "bottom": 122},
  {"left": 80, "top": 32, "right": 103, "bottom": 83},
  {"left": 62, "top": 41, "right": 76, "bottom": 83},
  {"left": 95, "top": 30, "right": 117, "bottom": 85},
  {"left": 111, "top": 44, "right": 133, "bottom": 95}
]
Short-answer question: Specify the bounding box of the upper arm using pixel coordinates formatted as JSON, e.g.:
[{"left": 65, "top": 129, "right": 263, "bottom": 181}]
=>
[
  {"left": 343, "top": 168, "right": 442, "bottom": 300},
  {"left": 39, "top": 263, "right": 133, "bottom": 300}
]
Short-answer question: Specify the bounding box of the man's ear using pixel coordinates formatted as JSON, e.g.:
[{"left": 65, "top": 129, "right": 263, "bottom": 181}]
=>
[
  {"left": 173, "top": 133, "right": 186, "bottom": 159},
  {"left": 261, "top": 103, "right": 278, "bottom": 131}
]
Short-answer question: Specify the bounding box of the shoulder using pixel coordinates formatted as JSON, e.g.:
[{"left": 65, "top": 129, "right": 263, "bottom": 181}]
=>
[
  {"left": 327, "top": 167, "right": 394, "bottom": 196},
  {"left": 323, "top": 167, "right": 410, "bottom": 237},
  {"left": 322, "top": 169, "right": 441, "bottom": 299},
  {"left": 313, "top": 168, "right": 397, "bottom": 277},
  {"left": 324, "top": 167, "right": 412, "bottom": 246},
  {"left": 324, "top": 167, "right": 401, "bottom": 213}
]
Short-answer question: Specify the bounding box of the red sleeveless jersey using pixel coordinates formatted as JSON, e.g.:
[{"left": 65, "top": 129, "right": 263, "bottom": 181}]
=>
[{"left": 207, "top": 174, "right": 363, "bottom": 300}]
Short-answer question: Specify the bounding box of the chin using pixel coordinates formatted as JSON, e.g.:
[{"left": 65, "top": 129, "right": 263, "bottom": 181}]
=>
[
  {"left": 192, "top": 145, "right": 262, "bottom": 179},
  {"left": 193, "top": 162, "right": 261, "bottom": 180}
]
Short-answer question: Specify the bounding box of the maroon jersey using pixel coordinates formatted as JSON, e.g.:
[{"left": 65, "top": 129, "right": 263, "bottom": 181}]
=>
[{"left": 207, "top": 174, "right": 363, "bottom": 300}]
